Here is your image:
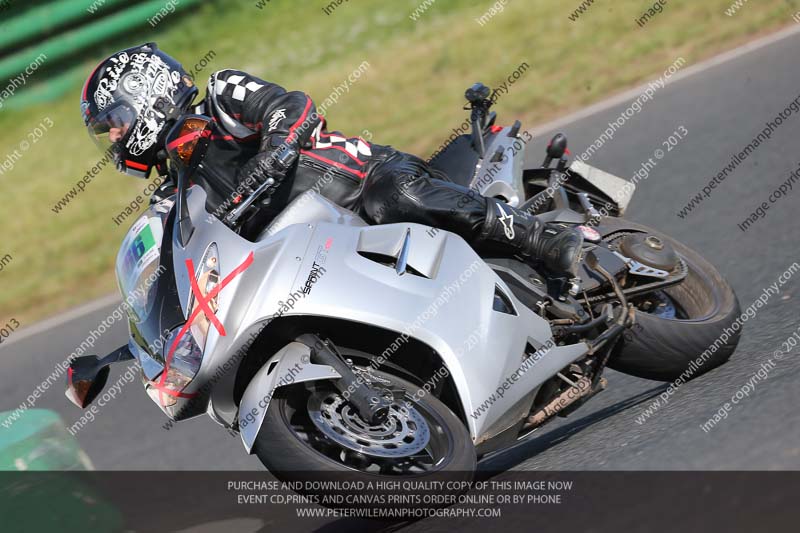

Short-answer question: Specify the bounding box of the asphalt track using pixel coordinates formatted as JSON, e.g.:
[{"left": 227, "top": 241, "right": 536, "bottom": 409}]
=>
[{"left": 1, "top": 22, "right": 799, "bottom": 484}]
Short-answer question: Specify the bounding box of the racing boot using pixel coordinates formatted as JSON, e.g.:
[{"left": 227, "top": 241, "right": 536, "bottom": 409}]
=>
[{"left": 478, "top": 197, "right": 584, "bottom": 277}]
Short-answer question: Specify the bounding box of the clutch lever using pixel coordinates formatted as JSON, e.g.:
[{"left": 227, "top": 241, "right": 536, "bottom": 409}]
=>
[
  {"left": 224, "top": 175, "right": 276, "bottom": 227},
  {"left": 225, "top": 144, "right": 298, "bottom": 227}
]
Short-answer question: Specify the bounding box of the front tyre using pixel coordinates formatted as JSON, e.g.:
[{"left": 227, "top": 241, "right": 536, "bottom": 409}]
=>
[{"left": 254, "top": 369, "right": 475, "bottom": 481}]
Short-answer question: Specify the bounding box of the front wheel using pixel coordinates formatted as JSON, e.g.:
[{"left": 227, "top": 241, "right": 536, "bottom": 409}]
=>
[{"left": 254, "top": 368, "right": 476, "bottom": 483}]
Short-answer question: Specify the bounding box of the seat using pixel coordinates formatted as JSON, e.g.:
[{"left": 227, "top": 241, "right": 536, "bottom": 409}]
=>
[{"left": 427, "top": 134, "right": 481, "bottom": 188}]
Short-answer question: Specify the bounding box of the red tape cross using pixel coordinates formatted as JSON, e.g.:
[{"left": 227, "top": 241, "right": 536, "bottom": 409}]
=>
[
  {"left": 152, "top": 251, "right": 254, "bottom": 404},
  {"left": 187, "top": 258, "right": 227, "bottom": 337}
]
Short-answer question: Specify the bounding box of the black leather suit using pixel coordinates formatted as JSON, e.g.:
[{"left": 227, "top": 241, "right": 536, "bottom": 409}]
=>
[{"left": 190, "top": 69, "right": 548, "bottom": 261}]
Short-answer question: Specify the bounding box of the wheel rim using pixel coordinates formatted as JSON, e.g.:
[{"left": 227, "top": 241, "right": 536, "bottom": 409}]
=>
[
  {"left": 278, "top": 375, "right": 455, "bottom": 474},
  {"left": 628, "top": 250, "right": 722, "bottom": 323},
  {"left": 634, "top": 289, "right": 687, "bottom": 320}
]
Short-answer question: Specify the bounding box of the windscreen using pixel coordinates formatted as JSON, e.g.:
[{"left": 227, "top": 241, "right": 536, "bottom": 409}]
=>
[{"left": 115, "top": 211, "right": 166, "bottom": 323}]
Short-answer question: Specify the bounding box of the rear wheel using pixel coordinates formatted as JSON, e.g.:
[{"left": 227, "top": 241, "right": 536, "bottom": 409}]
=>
[{"left": 602, "top": 222, "right": 742, "bottom": 382}]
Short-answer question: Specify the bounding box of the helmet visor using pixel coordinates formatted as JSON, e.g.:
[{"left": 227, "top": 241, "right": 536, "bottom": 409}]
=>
[{"left": 87, "top": 102, "right": 137, "bottom": 156}]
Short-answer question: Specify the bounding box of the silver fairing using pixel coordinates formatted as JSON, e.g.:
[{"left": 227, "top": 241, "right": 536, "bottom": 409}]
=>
[
  {"left": 470, "top": 124, "right": 526, "bottom": 207},
  {"left": 145, "top": 185, "right": 589, "bottom": 451}
]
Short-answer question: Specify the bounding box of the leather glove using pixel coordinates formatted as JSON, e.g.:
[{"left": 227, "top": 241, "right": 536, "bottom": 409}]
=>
[{"left": 237, "top": 140, "right": 299, "bottom": 195}]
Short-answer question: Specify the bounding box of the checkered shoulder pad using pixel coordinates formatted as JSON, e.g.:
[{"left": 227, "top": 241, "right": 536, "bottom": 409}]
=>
[
  {"left": 209, "top": 69, "right": 266, "bottom": 102},
  {"left": 205, "top": 69, "right": 279, "bottom": 138}
]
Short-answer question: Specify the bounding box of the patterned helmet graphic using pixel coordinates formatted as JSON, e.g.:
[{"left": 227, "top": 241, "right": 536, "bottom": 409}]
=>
[{"left": 81, "top": 43, "right": 198, "bottom": 178}]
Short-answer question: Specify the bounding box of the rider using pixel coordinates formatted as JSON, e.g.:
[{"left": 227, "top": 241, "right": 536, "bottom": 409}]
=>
[{"left": 81, "top": 43, "right": 583, "bottom": 276}]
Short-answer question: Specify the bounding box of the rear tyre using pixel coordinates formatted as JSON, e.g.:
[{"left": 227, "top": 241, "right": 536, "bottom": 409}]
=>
[{"left": 605, "top": 224, "right": 742, "bottom": 382}]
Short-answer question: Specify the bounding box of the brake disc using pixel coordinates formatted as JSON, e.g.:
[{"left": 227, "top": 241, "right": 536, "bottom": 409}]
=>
[{"left": 307, "top": 392, "right": 430, "bottom": 458}]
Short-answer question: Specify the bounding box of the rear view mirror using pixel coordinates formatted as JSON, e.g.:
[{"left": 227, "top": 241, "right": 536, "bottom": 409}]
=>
[
  {"left": 165, "top": 114, "right": 212, "bottom": 168},
  {"left": 65, "top": 355, "right": 111, "bottom": 409},
  {"left": 546, "top": 133, "right": 568, "bottom": 160}
]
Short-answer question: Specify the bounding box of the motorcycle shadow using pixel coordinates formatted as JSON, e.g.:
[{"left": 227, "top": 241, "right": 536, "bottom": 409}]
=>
[{"left": 476, "top": 382, "right": 668, "bottom": 475}]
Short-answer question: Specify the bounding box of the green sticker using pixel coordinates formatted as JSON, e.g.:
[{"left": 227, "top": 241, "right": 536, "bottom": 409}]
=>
[{"left": 137, "top": 223, "right": 156, "bottom": 257}]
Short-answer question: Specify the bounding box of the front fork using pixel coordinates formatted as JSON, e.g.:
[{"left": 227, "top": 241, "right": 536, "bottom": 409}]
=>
[{"left": 297, "top": 334, "right": 393, "bottom": 424}]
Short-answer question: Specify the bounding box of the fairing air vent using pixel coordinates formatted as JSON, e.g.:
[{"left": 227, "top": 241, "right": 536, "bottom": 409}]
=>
[
  {"left": 356, "top": 225, "right": 447, "bottom": 279},
  {"left": 356, "top": 251, "right": 428, "bottom": 278},
  {"left": 493, "top": 285, "right": 517, "bottom": 315}
]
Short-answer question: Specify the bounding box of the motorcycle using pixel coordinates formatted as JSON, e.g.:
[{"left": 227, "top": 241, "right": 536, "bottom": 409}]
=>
[{"left": 66, "top": 82, "right": 741, "bottom": 490}]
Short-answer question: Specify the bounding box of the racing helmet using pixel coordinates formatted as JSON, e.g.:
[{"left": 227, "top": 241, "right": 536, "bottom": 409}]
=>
[{"left": 81, "top": 43, "right": 198, "bottom": 178}]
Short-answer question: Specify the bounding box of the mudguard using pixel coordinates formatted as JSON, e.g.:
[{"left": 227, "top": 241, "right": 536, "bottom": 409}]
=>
[{"left": 238, "top": 341, "right": 341, "bottom": 453}]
